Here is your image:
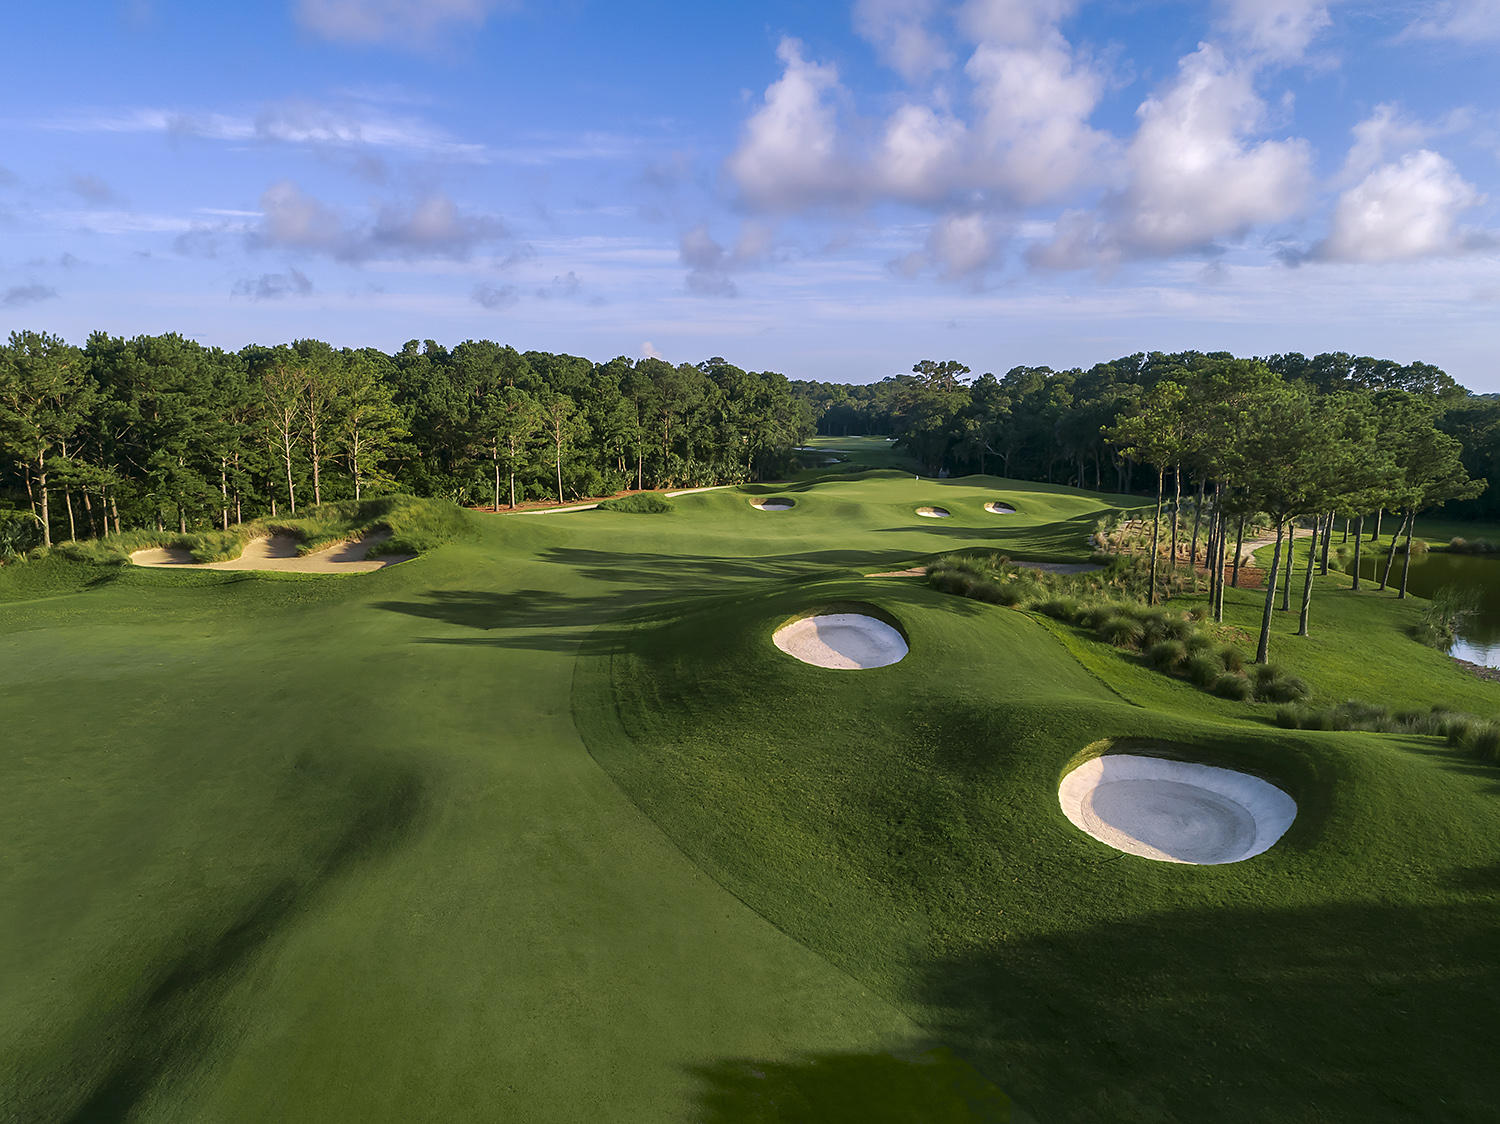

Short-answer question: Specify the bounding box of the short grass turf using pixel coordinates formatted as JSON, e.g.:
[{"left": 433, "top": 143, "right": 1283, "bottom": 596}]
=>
[{"left": 4, "top": 472, "right": 1500, "bottom": 1122}]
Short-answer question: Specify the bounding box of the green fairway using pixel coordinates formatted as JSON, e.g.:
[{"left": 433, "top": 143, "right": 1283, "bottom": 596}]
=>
[{"left": 4, "top": 470, "right": 1499, "bottom": 1122}]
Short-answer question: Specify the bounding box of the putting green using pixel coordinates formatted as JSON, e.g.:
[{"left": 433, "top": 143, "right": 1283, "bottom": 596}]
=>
[{"left": 4, "top": 468, "right": 1499, "bottom": 1123}]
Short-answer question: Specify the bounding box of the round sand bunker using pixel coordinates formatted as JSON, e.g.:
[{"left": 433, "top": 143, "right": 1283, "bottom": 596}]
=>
[
  {"left": 915, "top": 506, "right": 951, "bottom": 518},
  {"left": 750, "top": 497, "right": 795, "bottom": 511},
  {"left": 773, "top": 613, "right": 908, "bottom": 670},
  {"left": 1058, "top": 754, "right": 1296, "bottom": 864},
  {"left": 985, "top": 501, "right": 1017, "bottom": 515}
]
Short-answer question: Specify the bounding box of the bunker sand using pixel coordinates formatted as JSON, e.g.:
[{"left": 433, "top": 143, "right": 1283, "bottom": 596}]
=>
[{"left": 131, "top": 531, "right": 412, "bottom": 573}]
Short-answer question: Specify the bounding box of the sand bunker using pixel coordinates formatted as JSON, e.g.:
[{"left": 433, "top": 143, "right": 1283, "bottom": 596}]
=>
[
  {"left": 773, "top": 613, "right": 908, "bottom": 670},
  {"left": 1058, "top": 753, "right": 1296, "bottom": 865},
  {"left": 915, "top": 506, "right": 951, "bottom": 518},
  {"left": 985, "top": 501, "right": 1017, "bottom": 515},
  {"left": 130, "top": 531, "right": 412, "bottom": 574},
  {"left": 750, "top": 497, "right": 795, "bottom": 511}
]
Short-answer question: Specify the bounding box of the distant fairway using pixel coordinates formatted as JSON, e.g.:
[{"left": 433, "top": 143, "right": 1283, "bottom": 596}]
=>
[{"left": 4, "top": 465, "right": 1500, "bottom": 1122}]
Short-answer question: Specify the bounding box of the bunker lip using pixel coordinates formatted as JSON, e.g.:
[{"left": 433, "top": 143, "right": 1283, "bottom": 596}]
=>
[
  {"left": 915, "top": 506, "right": 951, "bottom": 518},
  {"left": 130, "top": 530, "right": 412, "bottom": 573},
  {"left": 750, "top": 497, "right": 796, "bottom": 511},
  {"left": 985, "top": 501, "right": 1017, "bottom": 514},
  {"left": 772, "top": 604, "right": 908, "bottom": 670},
  {"left": 1058, "top": 753, "right": 1296, "bottom": 865}
]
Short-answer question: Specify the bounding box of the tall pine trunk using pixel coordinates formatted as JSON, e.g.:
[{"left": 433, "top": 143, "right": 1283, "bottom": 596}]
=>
[
  {"left": 220, "top": 458, "right": 230, "bottom": 530},
  {"left": 1380, "top": 511, "right": 1410, "bottom": 590},
  {"left": 1169, "top": 466, "right": 1181, "bottom": 576},
  {"left": 1297, "top": 514, "right": 1321, "bottom": 636},
  {"left": 1256, "top": 519, "right": 1285, "bottom": 664},
  {"left": 64, "top": 486, "right": 77, "bottom": 542},
  {"left": 1320, "top": 512, "right": 1333, "bottom": 575},
  {"left": 37, "top": 453, "right": 51, "bottom": 548},
  {"left": 1148, "top": 467, "right": 1164, "bottom": 606},
  {"left": 1281, "top": 527, "right": 1295, "bottom": 611},
  {"left": 1232, "top": 517, "right": 1245, "bottom": 588},
  {"left": 1351, "top": 516, "right": 1364, "bottom": 590},
  {"left": 1398, "top": 508, "right": 1416, "bottom": 599},
  {"left": 1188, "top": 478, "right": 1205, "bottom": 567}
]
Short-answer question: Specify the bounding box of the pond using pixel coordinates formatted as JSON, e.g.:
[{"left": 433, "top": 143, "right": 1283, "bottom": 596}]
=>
[{"left": 1358, "top": 547, "right": 1500, "bottom": 667}]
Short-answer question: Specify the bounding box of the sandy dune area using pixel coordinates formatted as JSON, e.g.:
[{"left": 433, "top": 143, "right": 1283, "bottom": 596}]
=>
[{"left": 130, "top": 531, "right": 412, "bottom": 573}]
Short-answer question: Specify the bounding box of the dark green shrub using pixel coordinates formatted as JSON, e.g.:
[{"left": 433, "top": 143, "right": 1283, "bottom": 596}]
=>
[
  {"left": 599, "top": 492, "right": 673, "bottom": 514},
  {"left": 1186, "top": 653, "right": 1223, "bottom": 687},
  {"left": 1099, "top": 616, "right": 1146, "bottom": 649},
  {"left": 1211, "top": 673, "right": 1253, "bottom": 700},
  {"left": 1147, "top": 639, "right": 1187, "bottom": 671}
]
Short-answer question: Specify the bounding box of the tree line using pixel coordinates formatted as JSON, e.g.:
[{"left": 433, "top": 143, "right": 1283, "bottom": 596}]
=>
[
  {"left": 794, "top": 352, "right": 1483, "bottom": 663},
  {"left": 0, "top": 332, "right": 814, "bottom": 547}
]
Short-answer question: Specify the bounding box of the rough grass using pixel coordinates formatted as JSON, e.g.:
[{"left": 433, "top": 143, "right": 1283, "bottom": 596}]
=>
[{"left": 597, "top": 492, "right": 674, "bottom": 514}]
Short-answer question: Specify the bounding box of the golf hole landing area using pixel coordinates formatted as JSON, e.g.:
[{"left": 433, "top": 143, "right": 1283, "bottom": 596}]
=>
[
  {"left": 1059, "top": 754, "right": 1296, "bottom": 864},
  {"left": 773, "top": 611, "right": 908, "bottom": 669},
  {"left": 915, "top": 506, "right": 951, "bottom": 518}
]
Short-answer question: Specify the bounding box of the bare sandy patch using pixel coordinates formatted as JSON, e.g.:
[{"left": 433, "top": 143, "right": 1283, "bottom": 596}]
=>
[
  {"left": 773, "top": 613, "right": 908, "bottom": 670},
  {"left": 1059, "top": 753, "right": 1296, "bottom": 865},
  {"left": 915, "top": 506, "right": 951, "bottom": 518},
  {"left": 131, "top": 531, "right": 413, "bottom": 574},
  {"left": 750, "top": 497, "right": 795, "bottom": 511},
  {"left": 985, "top": 501, "right": 1017, "bottom": 514}
]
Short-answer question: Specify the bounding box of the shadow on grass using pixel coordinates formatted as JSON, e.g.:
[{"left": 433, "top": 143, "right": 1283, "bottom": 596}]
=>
[
  {"left": 56, "top": 766, "right": 427, "bottom": 1123},
  {"left": 867, "top": 512, "right": 1102, "bottom": 560},
  {"left": 916, "top": 896, "right": 1500, "bottom": 1124},
  {"left": 690, "top": 1046, "right": 1014, "bottom": 1123},
  {"left": 373, "top": 550, "right": 988, "bottom": 651}
]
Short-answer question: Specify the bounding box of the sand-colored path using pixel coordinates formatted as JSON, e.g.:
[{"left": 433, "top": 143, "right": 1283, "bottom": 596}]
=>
[{"left": 130, "top": 531, "right": 412, "bottom": 573}]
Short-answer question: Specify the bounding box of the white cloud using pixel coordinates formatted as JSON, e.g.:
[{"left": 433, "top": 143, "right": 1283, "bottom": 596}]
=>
[
  {"left": 1217, "top": 0, "right": 1332, "bottom": 61},
  {"left": 854, "top": 0, "right": 952, "bottom": 82},
  {"left": 1119, "top": 45, "right": 1312, "bottom": 253},
  {"left": 641, "top": 341, "right": 663, "bottom": 359},
  {"left": 1403, "top": 0, "right": 1500, "bottom": 44},
  {"left": 962, "top": 35, "right": 1108, "bottom": 206},
  {"left": 873, "top": 103, "right": 966, "bottom": 203},
  {"left": 923, "top": 211, "right": 1006, "bottom": 279},
  {"left": 1316, "top": 149, "right": 1485, "bottom": 262},
  {"left": 252, "top": 180, "right": 507, "bottom": 262},
  {"left": 1337, "top": 103, "right": 1435, "bottom": 184},
  {"left": 725, "top": 39, "right": 852, "bottom": 210},
  {"left": 294, "top": 0, "right": 513, "bottom": 46},
  {"left": 958, "top": 0, "right": 1079, "bottom": 45}
]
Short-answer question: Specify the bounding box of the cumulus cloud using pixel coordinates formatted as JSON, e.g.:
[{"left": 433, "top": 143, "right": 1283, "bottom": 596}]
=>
[
  {"left": 535, "top": 271, "right": 582, "bottom": 300},
  {"left": 2, "top": 284, "right": 59, "bottom": 307},
  {"left": 729, "top": 22, "right": 1106, "bottom": 215},
  {"left": 961, "top": 33, "right": 1108, "bottom": 206},
  {"left": 1031, "top": 43, "right": 1313, "bottom": 266},
  {"left": 295, "top": 0, "right": 514, "bottom": 46},
  {"left": 232, "top": 269, "right": 314, "bottom": 300},
  {"left": 472, "top": 283, "right": 518, "bottom": 309},
  {"left": 725, "top": 39, "right": 852, "bottom": 211},
  {"left": 1403, "top": 0, "right": 1500, "bottom": 44},
  {"left": 250, "top": 180, "right": 507, "bottom": 262},
  {"left": 641, "top": 341, "right": 663, "bottom": 360},
  {"left": 1315, "top": 149, "right": 1485, "bottom": 262},
  {"left": 897, "top": 211, "right": 1005, "bottom": 280},
  {"left": 1217, "top": 0, "right": 1332, "bottom": 61},
  {"left": 854, "top": 0, "right": 951, "bottom": 82},
  {"left": 1337, "top": 103, "right": 1436, "bottom": 185},
  {"left": 958, "top": 0, "right": 1079, "bottom": 44}
]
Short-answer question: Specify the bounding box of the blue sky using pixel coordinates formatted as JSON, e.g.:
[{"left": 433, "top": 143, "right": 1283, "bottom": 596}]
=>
[{"left": 2, "top": 0, "right": 1498, "bottom": 386}]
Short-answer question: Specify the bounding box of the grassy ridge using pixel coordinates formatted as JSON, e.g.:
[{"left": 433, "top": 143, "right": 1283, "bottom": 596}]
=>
[{"left": 577, "top": 572, "right": 1500, "bottom": 1122}]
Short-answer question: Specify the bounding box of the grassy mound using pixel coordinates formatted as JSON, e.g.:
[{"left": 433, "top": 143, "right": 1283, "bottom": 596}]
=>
[{"left": 577, "top": 573, "right": 1500, "bottom": 1123}]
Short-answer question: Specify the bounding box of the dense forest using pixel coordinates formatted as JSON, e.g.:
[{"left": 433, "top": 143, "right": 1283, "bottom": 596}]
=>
[
  {"left": 792, "top": 352, "right": 1500, "bottom": 519},
  {"left": 0, "top": 332, "right": 814, "bottom": 548}
]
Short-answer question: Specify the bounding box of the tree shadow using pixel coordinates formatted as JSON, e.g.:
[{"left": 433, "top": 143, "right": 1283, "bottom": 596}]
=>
[
  {"left": 915, "top": 896, "right": 1500, "bottom": 1123},
  {"left": 55, "top": 766, "right": 428, "bottom": 1123},
  {"left": 690, "top": 1046, "right": 1015, "bottom": 1124}
]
